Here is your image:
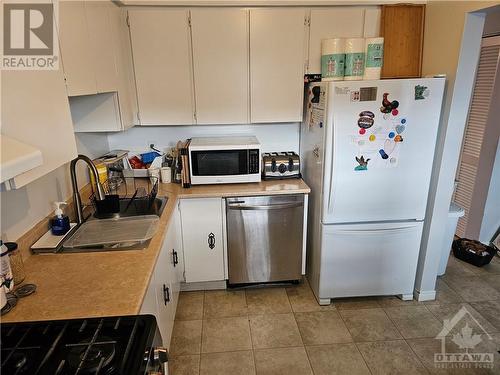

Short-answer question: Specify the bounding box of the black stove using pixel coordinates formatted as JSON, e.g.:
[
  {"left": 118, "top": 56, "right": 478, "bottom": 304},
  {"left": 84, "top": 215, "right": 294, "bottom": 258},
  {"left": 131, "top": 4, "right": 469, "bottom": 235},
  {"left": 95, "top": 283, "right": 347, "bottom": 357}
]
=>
[{"left": 1, "top": 315, "right": 166, "bottom": 375}]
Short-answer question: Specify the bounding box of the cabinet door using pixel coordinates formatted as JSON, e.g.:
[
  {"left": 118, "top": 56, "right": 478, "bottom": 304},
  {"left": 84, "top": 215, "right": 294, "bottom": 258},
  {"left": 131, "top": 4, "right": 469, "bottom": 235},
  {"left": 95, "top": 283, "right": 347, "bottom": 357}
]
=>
[
  {"left": 2, "top": 69, "right": 77, "bottom": 188},
  {"left": 168, "top": 204, "right": 183, "bottom": 313},
  {"left": 191, "top": 9, "right": 249, "bottom": 124},
  {"left": 250, "top": 8, "right": 306, "bottom": 123},
  {"left": 109, "top": 5, "right": 139, "bottom": 130},
  {"left": 129, "top": 9, "right": 194, "bottom": 125},
  {"left": 154, "top": 235, "right": 175, "bottom": 348},
  {"left": 380, "top": 4, "right": 425, "bottom": 78},
  {"left": 180, "top": 198, "right": 225, "bottom": 283},
  {"left": 308, "top": 7, "right": 365, "bottom": 74},
  {"left": 59, "top": 1, "right": 96, "bottom": 96},
  {"left": 85, "top": 2, "right": 118, "bottom": 94}
]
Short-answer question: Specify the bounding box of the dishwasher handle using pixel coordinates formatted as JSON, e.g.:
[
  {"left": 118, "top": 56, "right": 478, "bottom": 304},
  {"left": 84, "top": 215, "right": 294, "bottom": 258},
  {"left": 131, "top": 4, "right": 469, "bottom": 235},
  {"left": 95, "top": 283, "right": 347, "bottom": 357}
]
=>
[{"left": 227, "top": 202, "right": 303, "bottom": 210}]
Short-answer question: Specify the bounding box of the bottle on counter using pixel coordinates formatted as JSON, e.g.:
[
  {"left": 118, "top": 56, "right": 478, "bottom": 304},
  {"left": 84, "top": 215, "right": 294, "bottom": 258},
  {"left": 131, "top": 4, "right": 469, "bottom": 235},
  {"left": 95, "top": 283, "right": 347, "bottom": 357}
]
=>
[
  {"left": 51, "top": 202, "right": 70, "bottom": 236},
  {"left": 4, "top": 242, "right": 25, "bottom": 285},
  {"left": 0, "top": 240, "right": 14, "bottom": 293}
]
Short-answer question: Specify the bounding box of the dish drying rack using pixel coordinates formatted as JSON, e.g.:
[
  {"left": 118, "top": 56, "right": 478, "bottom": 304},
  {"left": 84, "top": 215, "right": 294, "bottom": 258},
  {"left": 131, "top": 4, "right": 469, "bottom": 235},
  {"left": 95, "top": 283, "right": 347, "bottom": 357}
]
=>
[{"left": 89, "top": 176, "right": 159, "bottom": 217}]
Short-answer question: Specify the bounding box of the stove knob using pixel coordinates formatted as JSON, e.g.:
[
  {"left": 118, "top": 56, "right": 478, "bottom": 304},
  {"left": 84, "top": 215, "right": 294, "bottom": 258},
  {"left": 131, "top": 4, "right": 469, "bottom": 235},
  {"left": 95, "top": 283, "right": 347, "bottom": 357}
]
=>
[
  {"left": 288, "top": 158, "right": 294, "bottom": 172},
  {"left": 278, "top": 163, "right": 287, "bottom": 174}
]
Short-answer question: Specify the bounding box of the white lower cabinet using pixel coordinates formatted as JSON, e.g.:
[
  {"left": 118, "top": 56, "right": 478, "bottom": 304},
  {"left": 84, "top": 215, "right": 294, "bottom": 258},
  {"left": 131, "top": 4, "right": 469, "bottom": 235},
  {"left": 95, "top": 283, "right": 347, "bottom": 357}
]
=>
[
  {"left": 179, "top": 198, "right": 225, "bottom": 283},
  {"left": 140, "top": 205, "right": 183, "bottom": 348}
]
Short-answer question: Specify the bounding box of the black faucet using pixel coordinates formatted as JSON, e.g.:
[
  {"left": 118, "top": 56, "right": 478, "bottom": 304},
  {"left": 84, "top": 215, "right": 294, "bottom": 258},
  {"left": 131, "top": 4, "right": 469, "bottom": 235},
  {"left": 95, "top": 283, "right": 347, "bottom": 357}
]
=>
[{"left": 70, "top": 154, "right": 106, "bottom": 224}]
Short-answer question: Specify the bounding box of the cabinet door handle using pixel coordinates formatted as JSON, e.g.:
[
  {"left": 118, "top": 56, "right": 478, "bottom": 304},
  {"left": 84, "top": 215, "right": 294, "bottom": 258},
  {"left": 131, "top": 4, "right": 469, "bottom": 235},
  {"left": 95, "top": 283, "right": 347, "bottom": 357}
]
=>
[
  {"left": 173, "top": 249, "right": 178, "bottom": 267},
  {"left": 163, "top": 284, "right": 170, "bottom": 305},
  {"left": 208, "top": 232, "right": 215, "bottom": 250}
]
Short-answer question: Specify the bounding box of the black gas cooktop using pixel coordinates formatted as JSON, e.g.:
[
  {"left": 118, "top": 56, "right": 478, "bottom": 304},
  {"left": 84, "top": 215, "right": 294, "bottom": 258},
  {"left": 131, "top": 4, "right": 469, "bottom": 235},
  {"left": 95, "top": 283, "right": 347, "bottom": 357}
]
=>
[{"left": 1, "top": 315, "right": 162, "bottom": 375}]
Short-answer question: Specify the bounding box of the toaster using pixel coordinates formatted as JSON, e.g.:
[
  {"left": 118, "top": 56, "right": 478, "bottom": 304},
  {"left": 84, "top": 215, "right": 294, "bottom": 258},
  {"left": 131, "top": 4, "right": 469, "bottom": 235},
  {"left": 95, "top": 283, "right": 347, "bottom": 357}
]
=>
[{"left": 262, "top": 152, "right": 301, "bottom": 180}]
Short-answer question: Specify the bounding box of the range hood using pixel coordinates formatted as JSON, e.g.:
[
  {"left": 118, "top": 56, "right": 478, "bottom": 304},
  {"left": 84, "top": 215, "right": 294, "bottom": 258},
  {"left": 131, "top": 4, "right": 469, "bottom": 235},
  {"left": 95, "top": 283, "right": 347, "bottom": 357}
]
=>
[{"left": 1, "top": 134, "right": 43, "bottom": 188}]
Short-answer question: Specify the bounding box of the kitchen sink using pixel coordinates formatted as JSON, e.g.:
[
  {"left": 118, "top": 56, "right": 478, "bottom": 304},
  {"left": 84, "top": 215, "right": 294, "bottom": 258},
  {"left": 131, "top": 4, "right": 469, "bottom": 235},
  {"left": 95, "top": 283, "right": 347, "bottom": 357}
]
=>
[
  {"left": 56, "top": 197, "right": 168, "bottom": 253},
  {"left": 93, "top": 196, "right": 168, "bottom": 219}
]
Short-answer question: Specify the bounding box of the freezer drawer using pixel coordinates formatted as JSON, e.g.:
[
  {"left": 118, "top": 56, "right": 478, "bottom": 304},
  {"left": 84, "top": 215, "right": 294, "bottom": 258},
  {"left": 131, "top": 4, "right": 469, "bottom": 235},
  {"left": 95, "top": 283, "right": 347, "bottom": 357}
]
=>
[
  {"left": 319, "top": 221, "right": 423, "bottom": 299},
  {"left": 226, "top": 195, "right": 304, "bottom": 284}
]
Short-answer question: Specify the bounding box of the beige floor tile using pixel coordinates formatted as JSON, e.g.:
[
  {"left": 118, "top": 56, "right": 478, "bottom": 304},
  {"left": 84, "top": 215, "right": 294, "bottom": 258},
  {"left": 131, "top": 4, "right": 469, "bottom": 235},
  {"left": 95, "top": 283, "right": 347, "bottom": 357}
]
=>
[
  {"left": 334, "top": 297, "right": 381, "bottom": 310},
  {"left": 203, "top": 290, "right": 247, "bottom": 318},
  {"left": 286, "top": 282, "right": 335, "bottom": 313},
  {"left": 470, "top": 300, "right": 500, "bottom": 332},
  {"left": 480, "top": 275, "right": 500, "bottom": 293},
  {"left": 444, "top": 275, "right": 500, "bottom": 302},
  {"left": 424, "top": 279, "right": 464, "bottom": 305},
  {"left": 384, "top": 306, "right": 443, "bottom": 339},
  {"left": 306, "top": 343, "right": 370, "bottom": 375},
  {"left": 442, "top": 257, "right": 477, "bottom": 280},
  {"left": 357, "top": 340, "right": 428, "bottom": 375},
  {"left": 294, "top": 311, "right": 352, "bottom": 345},
  {"left": 169, "top": 354, "right": 200, "bottom": 375},
  {"left": 170, "top": 320, "right": 203, "bottom": 356},
  {"left": 408, "top": 336, "right": 500, "bottom": 374},
  {"left": 249, "top": 313, "right": 302, "bottom": 349},
  {"left": 340, "top": 308, "right": 402, "bottom": 342},
  {"left": 377, "top": 295, "right": 420, "bottom": 307},
  {"left": 254, "top": 347, "right": 313, "bottom": 375},
  {"left": 246, "top": 288, "right": 291, "bottom": 315},
  {"left": 201, "top": 317, "right": 252, "bottom": 353},
  {"left": 199, "top": 351, "right": 256, "bottom": 375},
  {"left": 426, "top": 303, "right": 498, "bottom": 335},
  {"left": 176, "top": 292, "right": 205, "bottom": 320}
]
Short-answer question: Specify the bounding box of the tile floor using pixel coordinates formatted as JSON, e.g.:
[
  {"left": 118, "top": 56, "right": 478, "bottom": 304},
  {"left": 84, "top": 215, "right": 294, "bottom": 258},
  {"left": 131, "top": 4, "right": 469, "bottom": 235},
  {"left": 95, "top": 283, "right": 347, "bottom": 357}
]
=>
[{"left": 169, "top": 255, "right": 500, "bottom": 374}]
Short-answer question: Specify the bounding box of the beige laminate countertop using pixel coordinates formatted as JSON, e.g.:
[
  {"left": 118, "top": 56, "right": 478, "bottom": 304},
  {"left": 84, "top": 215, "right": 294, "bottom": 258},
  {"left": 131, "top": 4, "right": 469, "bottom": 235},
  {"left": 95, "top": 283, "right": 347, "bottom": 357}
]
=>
[{"left": 2, "top": 179, "right": 310, "bottom": 323}]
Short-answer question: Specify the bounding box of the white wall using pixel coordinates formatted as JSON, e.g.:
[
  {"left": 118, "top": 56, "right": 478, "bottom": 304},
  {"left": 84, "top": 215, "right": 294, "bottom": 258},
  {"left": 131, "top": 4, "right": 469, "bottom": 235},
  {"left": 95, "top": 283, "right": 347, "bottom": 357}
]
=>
[
  {"left": 480, "top": 140, "right": 500, "bottom": 244},
  {"left": 414, "top": 2, "right": 499, "bottom": 299},
  {"left": 107, "top": 123, "right": 301, "bottom": 154}
]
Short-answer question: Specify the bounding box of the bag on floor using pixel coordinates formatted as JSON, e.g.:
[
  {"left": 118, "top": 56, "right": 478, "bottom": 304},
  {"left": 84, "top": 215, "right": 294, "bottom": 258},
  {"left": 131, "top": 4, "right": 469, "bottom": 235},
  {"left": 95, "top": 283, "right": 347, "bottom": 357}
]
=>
[{"left": 452, "top": 238, "right": 496, "bottom": 267}]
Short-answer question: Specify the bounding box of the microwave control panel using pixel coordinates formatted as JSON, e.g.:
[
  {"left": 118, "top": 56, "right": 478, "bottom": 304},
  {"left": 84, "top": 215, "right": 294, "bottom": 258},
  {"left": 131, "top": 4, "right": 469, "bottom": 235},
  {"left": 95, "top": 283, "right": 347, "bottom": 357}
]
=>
[{"left": 249, "top": 149, "right": 260, "bottom": 174}]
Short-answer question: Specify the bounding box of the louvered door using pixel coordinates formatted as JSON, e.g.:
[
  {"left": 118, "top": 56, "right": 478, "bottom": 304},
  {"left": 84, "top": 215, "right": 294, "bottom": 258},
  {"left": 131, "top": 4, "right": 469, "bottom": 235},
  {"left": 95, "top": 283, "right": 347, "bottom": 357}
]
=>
[{"left": 454, "top": 36, "right": 500, "bottom": 238}]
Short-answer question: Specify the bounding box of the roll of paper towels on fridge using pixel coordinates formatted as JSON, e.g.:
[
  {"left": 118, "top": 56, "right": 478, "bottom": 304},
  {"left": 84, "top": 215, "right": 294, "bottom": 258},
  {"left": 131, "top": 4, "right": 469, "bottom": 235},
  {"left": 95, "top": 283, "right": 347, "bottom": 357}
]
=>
[
  {"left": 344, "top": 38, "right": 365, "bottom": 81},
  {"left": 321, "top": 38, "right": 345, "bottom": 81},
  {"left": 364, "top": 37, "right": 384, "bottom": 80}
]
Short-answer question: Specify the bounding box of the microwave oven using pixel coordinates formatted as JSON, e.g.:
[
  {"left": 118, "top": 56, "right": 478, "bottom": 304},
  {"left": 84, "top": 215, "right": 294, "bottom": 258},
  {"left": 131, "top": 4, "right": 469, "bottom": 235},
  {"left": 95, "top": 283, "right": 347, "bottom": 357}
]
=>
[{"left": 189, "top": 136, "right": 261, "bottom": 185}]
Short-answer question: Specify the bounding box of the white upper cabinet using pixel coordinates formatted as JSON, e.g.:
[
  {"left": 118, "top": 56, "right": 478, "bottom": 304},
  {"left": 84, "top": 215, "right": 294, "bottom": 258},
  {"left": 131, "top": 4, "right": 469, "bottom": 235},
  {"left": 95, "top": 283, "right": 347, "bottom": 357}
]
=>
[
  {"left": 250, "top": 8, "right": 307, "bottom": 123},
  {"left": 59, "top": 1, "right": 136, "bottom": 132},
  {"left": 1, "top": 70, "right": 77, "bottom": 189},
  {"left": 191, "top": 9, "right": 249, "bottom": 124},
  {"left": 85, "top": 2, "right": 118, "bottom": 93},
  {"left": 308, "top": 7, "right": 381, "bottom": 74},
  {"left": 129, "top": 9, "right": 194, "bottom": 125},
  {"left": 58, "top": 1, "right": 96, "bottom": 96}
]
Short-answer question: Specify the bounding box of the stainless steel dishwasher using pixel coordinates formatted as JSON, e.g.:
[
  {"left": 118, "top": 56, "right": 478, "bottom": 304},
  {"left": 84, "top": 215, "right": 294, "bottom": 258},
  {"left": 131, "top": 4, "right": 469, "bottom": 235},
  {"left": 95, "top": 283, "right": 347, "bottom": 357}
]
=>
[{"left": 226, "top": 194, "right": 304, "bottom": 284}]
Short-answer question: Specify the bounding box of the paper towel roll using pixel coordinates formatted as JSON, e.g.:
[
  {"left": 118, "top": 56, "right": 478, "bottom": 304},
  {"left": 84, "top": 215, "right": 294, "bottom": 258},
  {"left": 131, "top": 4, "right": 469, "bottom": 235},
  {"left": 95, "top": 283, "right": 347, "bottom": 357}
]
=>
[
  {"left": 344, "top": 38, "right": 365, "bottom": 81},
  {"left": 321, "top": 38, "right": 345, "bottom": 81},
  {"left": 363, "top": 37, "right": 384, "bottom": 80}
]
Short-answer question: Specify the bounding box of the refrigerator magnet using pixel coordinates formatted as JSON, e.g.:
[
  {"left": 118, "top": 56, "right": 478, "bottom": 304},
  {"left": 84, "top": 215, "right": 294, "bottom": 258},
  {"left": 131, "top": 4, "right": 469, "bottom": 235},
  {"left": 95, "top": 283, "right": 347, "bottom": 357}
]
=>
[
  {"left": 379, "top": 149, "right": 389, "bottom": 159},
  {"left": 354, "top": 156, "right": 370, "bottom": 171},
  {"left": 415, "top": 85, "right": 429, "bottom": 100},
  {"left": 396, "top": 125, "right": 405, "bottom": 134}
]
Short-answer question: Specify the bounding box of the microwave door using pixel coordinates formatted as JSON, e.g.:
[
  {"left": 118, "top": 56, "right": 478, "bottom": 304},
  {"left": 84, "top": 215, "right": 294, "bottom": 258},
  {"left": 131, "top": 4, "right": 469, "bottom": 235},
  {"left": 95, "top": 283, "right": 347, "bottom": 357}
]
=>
[{"left": 191, "top": 149, "right": 248, "bottom": 176}]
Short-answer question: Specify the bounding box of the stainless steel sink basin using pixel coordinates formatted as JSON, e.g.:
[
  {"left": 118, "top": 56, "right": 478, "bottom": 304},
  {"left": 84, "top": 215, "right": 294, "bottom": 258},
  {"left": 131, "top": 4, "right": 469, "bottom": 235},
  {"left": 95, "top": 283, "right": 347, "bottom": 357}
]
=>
[
  {"left": 93, "top": 196, "right": 168, "bottom": 219},
  {"left": 56, "top": 197, "right": 168, "bottom": 253}
]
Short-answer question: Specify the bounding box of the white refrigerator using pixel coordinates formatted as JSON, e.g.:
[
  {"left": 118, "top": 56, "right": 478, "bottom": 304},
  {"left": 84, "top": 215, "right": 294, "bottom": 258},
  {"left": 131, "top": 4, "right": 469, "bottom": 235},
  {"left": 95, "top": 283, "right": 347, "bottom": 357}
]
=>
[{"left": 301, "top": 78, "right": 445, "bottom": 304}]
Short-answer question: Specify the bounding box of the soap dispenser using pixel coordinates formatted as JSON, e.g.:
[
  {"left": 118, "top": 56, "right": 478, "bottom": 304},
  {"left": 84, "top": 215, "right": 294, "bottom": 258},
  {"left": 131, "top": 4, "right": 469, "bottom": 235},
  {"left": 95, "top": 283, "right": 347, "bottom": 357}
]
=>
[{"left": 51, "top": 202, "right": 70, "bottom": 236}]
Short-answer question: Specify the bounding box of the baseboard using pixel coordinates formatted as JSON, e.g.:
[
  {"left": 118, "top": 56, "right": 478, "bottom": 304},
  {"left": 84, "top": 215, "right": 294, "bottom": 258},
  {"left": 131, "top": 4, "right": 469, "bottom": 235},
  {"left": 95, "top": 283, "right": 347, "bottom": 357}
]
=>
[
  {"left": 180, "top": 280, "right": 226, "bottom": 291},
  {"left": 414, "top": 289, "right": 436, "bottom": 302}
]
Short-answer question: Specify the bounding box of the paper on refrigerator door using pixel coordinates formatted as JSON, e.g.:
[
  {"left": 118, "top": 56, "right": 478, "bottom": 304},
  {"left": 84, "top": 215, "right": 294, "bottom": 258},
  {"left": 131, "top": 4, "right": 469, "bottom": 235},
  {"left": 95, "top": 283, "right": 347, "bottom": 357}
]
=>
[{"left": 306, "top": 84, "right": 327, "bottom": 129}]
